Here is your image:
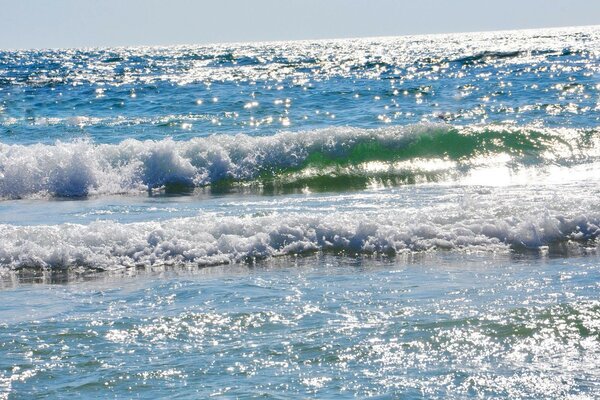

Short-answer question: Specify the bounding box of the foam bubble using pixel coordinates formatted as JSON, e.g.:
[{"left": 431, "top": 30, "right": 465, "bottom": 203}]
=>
[
  {"left": 1, "top": 210, "right": 598, "bottom": 271},
  {"left": 0, "top": 124, "right": 598, "bottom": 199}
]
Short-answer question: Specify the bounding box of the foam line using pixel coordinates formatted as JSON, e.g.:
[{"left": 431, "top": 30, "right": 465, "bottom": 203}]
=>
[{"left": 1, "top": 211, "right": 598, "bottom": 271}]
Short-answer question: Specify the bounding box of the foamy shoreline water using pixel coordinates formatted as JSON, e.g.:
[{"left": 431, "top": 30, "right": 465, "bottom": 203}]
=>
[
  {"left": 2, "top": 26, "right": 600, "bottom": 398},
  {"left": 0, "top": 208, "right": 599, "bottom": 272}
]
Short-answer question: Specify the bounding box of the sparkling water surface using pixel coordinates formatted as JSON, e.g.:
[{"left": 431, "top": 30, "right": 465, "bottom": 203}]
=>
[
  {"left": 2, "top": 254, "right": 600, "bottom": 399},
  {"left": 2, "top": 26, "right": 600, "bottom": 145},
  {"left": 2, "top": 26, "right": 600, "bottom": 398}
]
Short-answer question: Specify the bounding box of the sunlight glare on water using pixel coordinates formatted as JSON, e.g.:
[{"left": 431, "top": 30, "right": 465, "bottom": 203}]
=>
[
  {"left": 1, "top": 25, "right": 600, "bottom": 398},
  {"left": 1, "top": 255, "right": 600, "bottom": 398}
]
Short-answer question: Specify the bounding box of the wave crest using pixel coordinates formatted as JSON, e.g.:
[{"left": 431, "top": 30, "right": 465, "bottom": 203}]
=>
[
  {"left": 0, "top": 124, "right": 597, "bottom": 199},
  {"left": 1, "top": 211, "right": 598, "bottom": 271}
]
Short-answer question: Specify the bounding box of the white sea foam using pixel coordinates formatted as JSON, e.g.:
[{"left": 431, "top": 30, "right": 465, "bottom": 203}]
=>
[
  {"left": 1, "top": 210, "right": 598, "bottom": 271},
  {"left": 0, "top": 124, "right": 596, "bottom": 199}
]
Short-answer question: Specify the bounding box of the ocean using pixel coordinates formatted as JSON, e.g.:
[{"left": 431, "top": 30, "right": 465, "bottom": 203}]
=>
[{"left": 1, "top": 26, "right": 600, "bottom": 398}]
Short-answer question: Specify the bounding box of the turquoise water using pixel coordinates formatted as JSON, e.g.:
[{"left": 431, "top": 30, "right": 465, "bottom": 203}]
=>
[{"left": 1, "top": 26, "right": 600, "bottom": 398}]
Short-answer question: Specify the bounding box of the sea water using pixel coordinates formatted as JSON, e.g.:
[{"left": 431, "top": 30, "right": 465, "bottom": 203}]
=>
[{"left": 1, "top": 26, "right": 600, "bottom": 398}]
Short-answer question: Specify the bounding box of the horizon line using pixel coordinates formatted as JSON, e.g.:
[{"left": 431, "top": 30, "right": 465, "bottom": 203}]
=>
[{"left": 1, "top": 23, "right": 598, "bottom": 53}]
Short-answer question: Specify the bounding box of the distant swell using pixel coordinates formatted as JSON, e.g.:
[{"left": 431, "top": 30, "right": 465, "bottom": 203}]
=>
[
  {"left": 1, "top": 211, "right": 599, "bottom": 271},
  {"left": 0, "top": 124, "right": 598, "bottom": 199}
]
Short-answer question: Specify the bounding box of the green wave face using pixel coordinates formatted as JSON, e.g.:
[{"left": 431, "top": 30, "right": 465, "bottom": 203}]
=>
[
  {"left": 248, "top": 125, "right": 586, "bottom": 192},
  {"left": 1, "top": 123, "right": 595, "bottom": 198},
  {"left": 304, "top": 126, "right": 569, "bottom": 166}
]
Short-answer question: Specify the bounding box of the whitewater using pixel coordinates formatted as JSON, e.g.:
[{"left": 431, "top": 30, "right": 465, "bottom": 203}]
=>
[{"left": 2, "top": 26, "right": 600, "bottom": 398}]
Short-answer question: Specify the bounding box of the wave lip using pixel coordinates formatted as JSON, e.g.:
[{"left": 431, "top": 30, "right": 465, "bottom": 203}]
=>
[
  {"left": 1, "top": 211, "right": 599, "bottom": 272},
  {"left": 0, "top": 124, "right": 598, "bottom": 199}
]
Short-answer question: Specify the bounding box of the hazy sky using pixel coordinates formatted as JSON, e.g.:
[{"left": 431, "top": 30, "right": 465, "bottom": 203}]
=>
[{"left": 1, "top": 0, "right": 599, "bottom": 49}]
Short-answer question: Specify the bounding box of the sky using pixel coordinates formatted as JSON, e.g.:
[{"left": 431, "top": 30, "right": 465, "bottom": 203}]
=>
[{"left": 1, "top": 0, "right": 600, "bottom": 50}]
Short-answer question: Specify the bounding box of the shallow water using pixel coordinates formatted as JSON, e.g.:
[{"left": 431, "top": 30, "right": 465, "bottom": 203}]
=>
[
  {"left": 2, "top": 26, "right": 600, "bottom": 398},
  {"left": 2, "top": 254, "right": 600, "bottom": 398}
]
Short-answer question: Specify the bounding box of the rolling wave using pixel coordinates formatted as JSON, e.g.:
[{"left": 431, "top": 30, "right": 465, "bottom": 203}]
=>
[
  {"left": 0, "top": 124, "right": 598, "bottom": 199},
  {"left": 1, "top": 210, "right": 598, "bottom": 271}
]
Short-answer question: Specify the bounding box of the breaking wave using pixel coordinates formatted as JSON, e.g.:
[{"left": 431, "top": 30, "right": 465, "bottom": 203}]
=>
[
  {"left": 1, "top": 210, "right": 599, "bottom": 272},
  {"left": 0, "top": 124, "right": 598, "bottom": 199}
]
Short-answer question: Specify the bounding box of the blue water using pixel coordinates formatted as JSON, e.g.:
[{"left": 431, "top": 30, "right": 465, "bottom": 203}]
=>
[
  {"left": 2, "top": 254, "right": 600, "bottom": 398},
  {"left": 1, "top": 26, "right": 600, "bottom": 398}
]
